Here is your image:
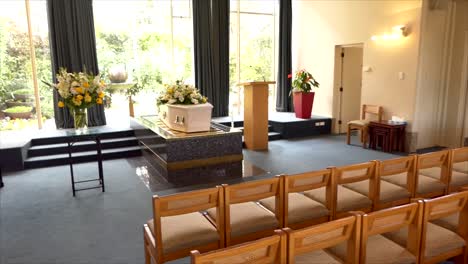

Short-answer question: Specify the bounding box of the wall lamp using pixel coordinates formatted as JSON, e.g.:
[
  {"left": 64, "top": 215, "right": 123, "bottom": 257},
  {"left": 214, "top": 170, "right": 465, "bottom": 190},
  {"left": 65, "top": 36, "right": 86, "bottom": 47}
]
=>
[{"left": 371, "top": 25, "right": 408, "bottom": 41}]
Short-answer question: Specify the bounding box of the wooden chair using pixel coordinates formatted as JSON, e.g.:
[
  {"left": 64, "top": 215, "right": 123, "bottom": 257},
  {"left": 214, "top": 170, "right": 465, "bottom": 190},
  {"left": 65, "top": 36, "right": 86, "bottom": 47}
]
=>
[
  {"left": 190, "top": 230, "right": 286, "bottom": 264},
  {"left": 346, "top": 104, "right": 383, "bottom": 148},
  {"left": 143, "top": 186, "right": 225, "bottom": 264},
  {"left": 284, "top": 213, "right": 361, "bottom": 264},
  {"left": 415, "top": 150, "right": 450, "bottom": 198},
  {"left": 357, "top": 202, "right": 423, "bottom": 263},
  {"left": 306, "top": 162, "right": 375, "bottom": 219},
  {"left": 374, "top": 156, "right": 416, "bottom": 209},
  {"left": 386, "top": 191, "right": 468, "bottom": 264},
  {"left": 259, "top": 171, "right": 333, "bottom": 230},
  {"left": 207, "top": 178, "right": 283, "bottom": 246},
  {"left": 448, "top": 147, "right": 468, "bottom": 193}
]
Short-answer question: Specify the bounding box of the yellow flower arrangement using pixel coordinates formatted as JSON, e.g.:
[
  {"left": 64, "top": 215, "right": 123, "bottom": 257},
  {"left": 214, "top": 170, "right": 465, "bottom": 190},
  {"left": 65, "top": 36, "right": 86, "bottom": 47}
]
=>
[
  {"left": 157, "top": 80, "right": 208, "bottom": 106},
  {"left": 47, "top": 68, "right": 107, "bottom": 111}
]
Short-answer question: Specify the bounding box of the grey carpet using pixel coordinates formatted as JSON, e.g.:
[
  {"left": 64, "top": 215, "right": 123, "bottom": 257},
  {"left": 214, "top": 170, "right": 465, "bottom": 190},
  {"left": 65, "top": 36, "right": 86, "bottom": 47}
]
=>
[{"left": 1, "top": 135, "right": 400, "bottom": 264}]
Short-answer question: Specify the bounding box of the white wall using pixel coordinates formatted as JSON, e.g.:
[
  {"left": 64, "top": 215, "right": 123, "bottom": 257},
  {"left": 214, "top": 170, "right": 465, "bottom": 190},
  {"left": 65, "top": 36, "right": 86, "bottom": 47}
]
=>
[{"left": 292, "top": 0, "right": 422, "bottom": 134}]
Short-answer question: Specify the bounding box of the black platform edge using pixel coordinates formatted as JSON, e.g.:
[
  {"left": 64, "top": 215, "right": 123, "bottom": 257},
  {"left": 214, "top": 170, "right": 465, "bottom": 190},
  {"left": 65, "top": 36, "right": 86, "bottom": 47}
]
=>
[
  {"left": 213, "top": 114, "right": 332, "bottom": 140},
  {"left": 269, "top": 117, "right": 332, "bottom": 139},
  {"left": 27, "top": 137, "right": 139, "bottom": 157},
  {"left": 24, "top": 146, "right": 142, "bottom": 169}
]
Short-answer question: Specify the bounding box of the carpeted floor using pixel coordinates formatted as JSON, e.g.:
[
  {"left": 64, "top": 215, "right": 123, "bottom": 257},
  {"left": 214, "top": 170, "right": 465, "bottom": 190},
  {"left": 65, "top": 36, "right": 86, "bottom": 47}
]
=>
[{"left": 0, "top": 135, "right": 400, "bottom": 264}]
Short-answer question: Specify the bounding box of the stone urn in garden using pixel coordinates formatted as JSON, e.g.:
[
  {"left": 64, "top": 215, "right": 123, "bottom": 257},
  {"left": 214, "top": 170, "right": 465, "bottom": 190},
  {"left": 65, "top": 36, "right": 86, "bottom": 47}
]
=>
[
  {"left": 157, "top": 81, "right": 212, "bottom": 133},
  {"left": 289, "top": 69, "right": 320, "bottom": 119},
  {"left": 47, "top": 68, "right": 107, "bottom": 131}
]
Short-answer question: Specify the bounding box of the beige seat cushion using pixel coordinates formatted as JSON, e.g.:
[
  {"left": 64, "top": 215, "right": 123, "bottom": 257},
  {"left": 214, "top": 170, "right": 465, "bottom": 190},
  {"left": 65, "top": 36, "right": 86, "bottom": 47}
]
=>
[
  {"left": 344, "top": 179, "right": 410, "bottom": 204},
  {"left": 384, "top": 222, "right": 465, "bottom": 259},
  {"left": 330, "top": 234, "right": 415, "bottom": 264},
  {"left": 147, "top": 212, "right": 219, "bottom": 253},
  {"left": 259, "top": 193, "right": 329, "bottom": 225},
  {"left": 304, "top": 186, "right": 372, "bottom": 212},
  {"left": 419, "top": 167, "right": 442, "bottom": 180},
  {"left": 381, "top": 172, "right": 408, "bottom": 188},
  {"left": 208, "top": 202, "right": 279, "bottom": 238},
  {"left": 432, "top": 212, "right": 459, "bottom": 232},
  {"left": 453, "top": 161, "right": 468, "bottom": 173},
  {"left": 417, "top": 174, "right": 446, "bottom": 194},
  {"left": 295, "top": 249, "right": 341, "bottom": 264},
  {"left": 348, "top": 120, "right": 369, "bottom": 126},
  {"left": 450, "top": 170, "right": 468, "bottom": 187}
]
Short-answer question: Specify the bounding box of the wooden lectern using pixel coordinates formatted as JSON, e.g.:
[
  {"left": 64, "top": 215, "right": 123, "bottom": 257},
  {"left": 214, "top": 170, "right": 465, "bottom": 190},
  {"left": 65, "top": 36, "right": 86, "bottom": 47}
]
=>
[{"left": 238, "top": 81, "right": 275, "bottom": 150}]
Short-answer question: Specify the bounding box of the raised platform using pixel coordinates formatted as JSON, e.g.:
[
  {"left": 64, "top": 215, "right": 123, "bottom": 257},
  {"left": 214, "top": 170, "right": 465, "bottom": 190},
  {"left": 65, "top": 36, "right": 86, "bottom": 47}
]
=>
[
  {"left": 0, "top": 121, "right": 142, "bottom": 171},
  {"left": 212, "top": 112, "right": 332, "bottom": 140},
  {"left": 132, "top": 115, "right": 243, "bottom": 180}
]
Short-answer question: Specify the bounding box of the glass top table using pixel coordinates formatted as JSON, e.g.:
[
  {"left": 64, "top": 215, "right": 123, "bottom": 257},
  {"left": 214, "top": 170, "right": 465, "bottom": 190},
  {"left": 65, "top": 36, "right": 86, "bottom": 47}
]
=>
[{"left": 138, "top": 115, "right": 242, "bottom": 141}]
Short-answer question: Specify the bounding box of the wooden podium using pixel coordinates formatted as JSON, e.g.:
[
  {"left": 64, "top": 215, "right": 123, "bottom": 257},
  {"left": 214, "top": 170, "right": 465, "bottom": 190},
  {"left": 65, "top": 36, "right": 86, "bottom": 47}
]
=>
[{"left": 238, "top": 81, "right": 275, "bottom": 150}]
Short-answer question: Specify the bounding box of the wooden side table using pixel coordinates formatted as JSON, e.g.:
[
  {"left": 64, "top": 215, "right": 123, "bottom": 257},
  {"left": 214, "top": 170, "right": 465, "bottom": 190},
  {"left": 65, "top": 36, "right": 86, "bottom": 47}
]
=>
[{"left": 368, "top": 121, "right": 406, "bottom": 152}]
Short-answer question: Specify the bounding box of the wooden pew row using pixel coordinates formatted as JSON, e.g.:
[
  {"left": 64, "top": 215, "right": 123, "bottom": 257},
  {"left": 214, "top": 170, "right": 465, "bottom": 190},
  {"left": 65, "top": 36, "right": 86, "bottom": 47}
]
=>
[
  {"left": 144, "top": 148, "right": 468, "bottom": 263},
  {"left": 191, "top": 191, "right": 468, "bottom": 264}
]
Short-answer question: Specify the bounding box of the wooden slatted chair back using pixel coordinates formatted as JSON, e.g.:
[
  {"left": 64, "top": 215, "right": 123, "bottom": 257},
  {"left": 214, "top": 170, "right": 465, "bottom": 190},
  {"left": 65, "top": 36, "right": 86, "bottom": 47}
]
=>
[
  {"left": 283, "top": 169, "right": 334, "bottom": 228},
  {"left": 149, "top": 186, "right": 225, "bottom": 263},
  {"left": 375, "top": 156, "right": 416, "bottom": 208},
  {"left": 420, "top": 191, "right": 468, "bottom": 263},
  {"left": 285, "top": 215, "right": 361, "bottom": 264},
  {"left": 361, "top": 202, "right": 422, "bottom": 263},
  {"left": 362, "top": 104, "right": 383, "bottom": 121},
  {"left": 334, "top": 161, "right": 376, "bottom": 185},
  {"left": 190, "top": 230, "right": 286, "bottom": 264},
  {"left": 226, "top": 178, "right": 281, "bottom": 205}
]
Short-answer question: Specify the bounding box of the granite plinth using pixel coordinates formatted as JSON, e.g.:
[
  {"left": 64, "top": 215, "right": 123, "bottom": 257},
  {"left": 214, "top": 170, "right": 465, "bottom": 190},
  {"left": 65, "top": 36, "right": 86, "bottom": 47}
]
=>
[{"left": 131, "top": 115, "right": 244, "bottom": 179}]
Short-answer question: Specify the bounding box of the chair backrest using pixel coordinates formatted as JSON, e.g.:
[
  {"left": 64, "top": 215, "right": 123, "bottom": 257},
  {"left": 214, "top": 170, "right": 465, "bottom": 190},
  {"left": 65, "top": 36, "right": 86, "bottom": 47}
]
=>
[
  {"left": 420, "top": 191, "right": 468, "bottom": 261},
  {"left": 224, "top": 177, "right": 283, "bottom": 231},
  {"left": 362, "top": 104, "right": 383, "bottom": 121},
  {"left": 225, "top": 177, "right": 282, "bottom": 207},
  {"left": 451, "top": 147, "right": 468, "bottom": 171},
  {"left": 377, "top": 156, "right": 416, "bottom": 194},
  {"left": 284, "top": 169, "right": 334, "bottom": 224},
  {"left": 152, "top": 186, "right": 224, "bottom": 255},
  {"left": 285, "top": 214, "right": 360, "bottom": 264},
  {"left": 333, "top": 161, "right": 377, "bottom": 185},
  {"left": 190, "top": 230, "right": 286, "bottom": 264},
  {"left": 423, "top": 191, "right": 468, "bottom": 225},
  {"left": 361, "top": 202, "right": 422, "bottom": 263},
  {"left": 417, "top": 150, "right": 450, "bottom": 183}
]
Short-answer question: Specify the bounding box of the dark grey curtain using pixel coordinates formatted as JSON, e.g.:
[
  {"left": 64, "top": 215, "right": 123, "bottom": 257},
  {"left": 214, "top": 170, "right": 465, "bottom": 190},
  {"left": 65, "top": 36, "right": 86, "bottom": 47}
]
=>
[
  {"left": 47, "top": 0, "right": 106, "bottom": 128},
  {"left": 276, "top": 0, "right": 293, "bottom": 112},
  {"left": 193, "top": 0, "right": 229, "bottom": 117}
]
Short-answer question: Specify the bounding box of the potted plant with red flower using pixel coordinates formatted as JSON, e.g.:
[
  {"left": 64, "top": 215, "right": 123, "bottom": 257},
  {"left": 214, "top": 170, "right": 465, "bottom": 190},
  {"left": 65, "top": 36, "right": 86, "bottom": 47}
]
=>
[{"left": 289, "top": 69, "right": 319, "bottom": 119}]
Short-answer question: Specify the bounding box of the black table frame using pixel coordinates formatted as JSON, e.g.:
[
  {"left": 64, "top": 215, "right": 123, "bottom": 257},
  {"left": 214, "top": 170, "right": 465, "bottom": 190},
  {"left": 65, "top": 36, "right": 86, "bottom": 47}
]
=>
[{"left": 68, "top": 134, "right": 105, "bottom": 196}]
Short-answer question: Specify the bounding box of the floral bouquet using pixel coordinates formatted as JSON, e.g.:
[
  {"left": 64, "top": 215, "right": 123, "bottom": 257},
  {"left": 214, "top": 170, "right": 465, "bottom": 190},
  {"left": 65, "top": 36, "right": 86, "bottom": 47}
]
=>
[
  {"left": 44, "top": 68, "right": 107, "bottom": 129},
  {"left": 51, "top": 68, "right": 106, "bottom": 110},
  {"left": 289, "top": 69, "right": 319, "bottom": 94},
  {"left": 157, "top": 80, "right": 208, "bottom": 106}
]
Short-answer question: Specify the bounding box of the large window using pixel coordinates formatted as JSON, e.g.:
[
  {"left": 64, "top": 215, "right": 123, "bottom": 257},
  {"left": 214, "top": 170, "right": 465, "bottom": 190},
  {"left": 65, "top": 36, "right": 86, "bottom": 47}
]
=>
[
  {"left": 230, "top": 0, "right": 278, "bottom": 115},
  {"left": 0, "top": 1, "right": 53, "bottom": 131},
  {"left": 93, "top": 0, "right": 194, "bottom": 121}
]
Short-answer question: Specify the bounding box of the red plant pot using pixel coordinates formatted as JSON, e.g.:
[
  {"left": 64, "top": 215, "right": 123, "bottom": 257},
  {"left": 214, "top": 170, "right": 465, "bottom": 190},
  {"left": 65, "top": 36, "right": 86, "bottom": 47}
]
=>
[{"left": 293, "top": 92, "right": 315, "bottom": 119}]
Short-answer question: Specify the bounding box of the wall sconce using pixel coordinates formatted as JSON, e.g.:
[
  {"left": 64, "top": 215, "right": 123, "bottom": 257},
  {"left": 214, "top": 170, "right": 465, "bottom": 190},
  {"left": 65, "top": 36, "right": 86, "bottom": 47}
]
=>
[{"left": 371, "top": 25, "right": 408, "bottom": 41}]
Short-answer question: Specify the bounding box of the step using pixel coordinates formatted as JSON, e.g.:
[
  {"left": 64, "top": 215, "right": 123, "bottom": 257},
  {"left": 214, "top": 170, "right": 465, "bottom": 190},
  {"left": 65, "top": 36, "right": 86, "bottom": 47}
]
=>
[
  {"left": 28, "top": 137, "right": 139, "bottom": 157},
  {"left": 24, "top": 146, "right": 142, "bottom": 169},
  {"left": 236, "top": 125, "right": 273, "bottom": 132},
  {"left": 241, "top": 132, "right": 282, "bottom": 146},
  {"left": 30, "top": 129, "right": 135, "bottom": 146}
]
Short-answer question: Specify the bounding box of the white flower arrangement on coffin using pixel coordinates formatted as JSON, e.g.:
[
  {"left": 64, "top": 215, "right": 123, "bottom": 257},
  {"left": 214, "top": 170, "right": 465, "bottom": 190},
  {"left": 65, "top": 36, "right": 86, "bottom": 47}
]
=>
[{"left": 157, "top": 81, "right": 213, "bottom": 133}]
